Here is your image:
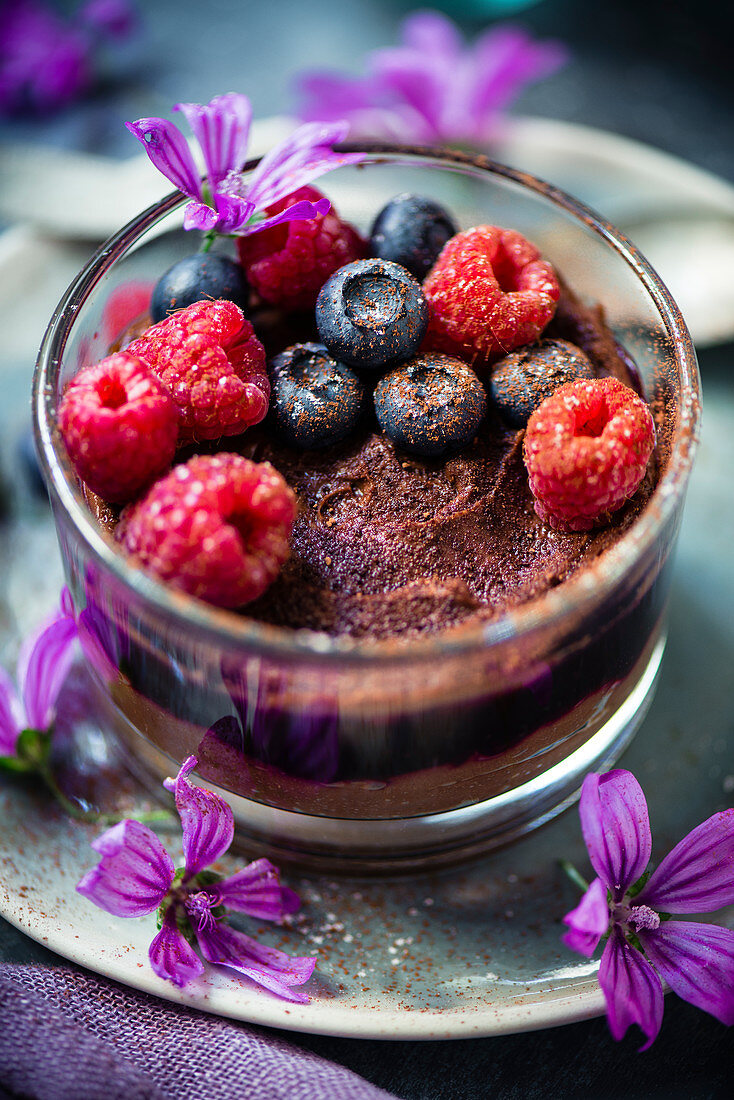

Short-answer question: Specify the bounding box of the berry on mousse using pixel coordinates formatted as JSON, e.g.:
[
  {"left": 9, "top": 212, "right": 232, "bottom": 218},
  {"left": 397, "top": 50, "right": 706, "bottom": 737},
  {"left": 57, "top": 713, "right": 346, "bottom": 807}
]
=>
[
  {"left": 316, "top": 258, "right": 428, "bottom": 368},
  {"left": 423, "top": 225, "right": 561, "bottom": 367},
  {"left": 490, "top": 339, "right": 594, "bottom": 429},
  {"left": 150, "top": 253, "right": 249, "bottom": 323},
  {"left": 237, "top": 186, "right": 365, "bottom": 311},
  {"left": 57, "top": 100, "right": 660, "bottom": 629},
  {"left": 116, "top": 454, "right": 297, "bottom": 608},
  {"left": 374, "top": 353, "right": 486, "bottom": 457},
  {"left": 58, "top": 352, "right": 179, "bottom": 503},
  {"left": 523, "top": 376, "right": 656, "bottom": 532},
  {"left": 269, "top": 343, "right": 366, "bottom": 450},
  {"left": 369, "top": 193, "right": 458, "bottom": 280},
  {"left": 125, "top": 299, "right": 269, "bottom": 444}
]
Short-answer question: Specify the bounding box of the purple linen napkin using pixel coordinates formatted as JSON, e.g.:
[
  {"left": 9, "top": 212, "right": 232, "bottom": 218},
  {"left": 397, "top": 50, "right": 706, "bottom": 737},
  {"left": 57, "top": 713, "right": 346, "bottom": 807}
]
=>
[{"left": 0, "top": 964, "right": 396, "bottom": 1100}]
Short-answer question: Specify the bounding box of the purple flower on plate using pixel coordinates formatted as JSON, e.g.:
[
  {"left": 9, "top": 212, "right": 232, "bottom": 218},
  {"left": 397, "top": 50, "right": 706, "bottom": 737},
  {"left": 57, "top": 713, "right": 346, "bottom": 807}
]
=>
[
  {"left": 0, "top": 0, "right": 136, "bottom": 117},
  {"left": 0, "top": 593, "right": 78, "bottom": 763},
  {"left": 294, "top": 10, "right": 567, "bottom": 145},
  {"left": 126, "top": 93, "right": 363, "bottom": 237},
  {"left": 563, "top": 769, "right": 734, "bottom": 1049},
  {"left": 77, "top": 755, "right": 316, "bottom": 1001}
]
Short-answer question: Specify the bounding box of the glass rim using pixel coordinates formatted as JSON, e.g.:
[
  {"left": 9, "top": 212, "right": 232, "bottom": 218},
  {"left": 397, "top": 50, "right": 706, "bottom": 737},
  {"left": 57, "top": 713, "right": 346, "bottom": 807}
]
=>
[{"left": 33, "top": 143, "right": 701, "bottom": 666}]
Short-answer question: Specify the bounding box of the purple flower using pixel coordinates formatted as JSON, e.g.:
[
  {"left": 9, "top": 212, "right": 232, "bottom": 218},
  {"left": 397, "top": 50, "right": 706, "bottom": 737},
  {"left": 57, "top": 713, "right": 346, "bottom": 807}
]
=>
[
  {"left": 294, "top": 10, "right": 567, "bottom": 146},
  {"left": 563, "top": 770, "right": 734, "bottom": 1048},
  {"left": 77, "top": 755, "right": 315, "bottom": 1001},
  {"left": 0, "top": 594, "right": 78, "bottom": 760},
  {"left": 79, "top": 0, "right": 137, "bottom": 40},
  {"left": 0, "top": 0, "right": 136, "bottom": 117},
  {"left": 126, "top": 94, "right": 363, "bottom": 237}
]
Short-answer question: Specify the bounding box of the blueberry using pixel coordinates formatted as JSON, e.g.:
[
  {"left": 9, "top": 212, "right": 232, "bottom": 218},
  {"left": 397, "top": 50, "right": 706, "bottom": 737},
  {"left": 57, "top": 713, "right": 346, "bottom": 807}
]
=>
[
  {"left": 374, "top": 353, "right": 486, "bottom": 457},
  {"left": 490, "top": 339, "right": 594, "bottom": 428},
  {"left": 269, "top": 343, "right": 366, "bottom": 450},
  {"left": 315, "top": 259, "right": 428, "bottom": 369},
  {"left": 150, "top": 254, "right": 248, "bottom": 322},
  {"left": 370, "top": 193, "right": 458, "bottom": 280}
]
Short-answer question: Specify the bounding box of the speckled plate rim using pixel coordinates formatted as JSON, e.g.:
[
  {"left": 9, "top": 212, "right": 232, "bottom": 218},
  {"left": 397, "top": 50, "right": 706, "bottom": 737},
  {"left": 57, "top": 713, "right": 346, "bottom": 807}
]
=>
[
  {"left": 0, "top": 910, "right": 607, "bottom": 1042},
  {"left": 0, "top": 792, "right": 609, "bottom": 1041}
]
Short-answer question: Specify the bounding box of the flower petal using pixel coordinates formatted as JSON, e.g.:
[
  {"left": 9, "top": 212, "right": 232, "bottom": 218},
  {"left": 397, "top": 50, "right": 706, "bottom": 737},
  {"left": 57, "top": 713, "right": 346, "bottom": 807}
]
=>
[
  {"left": 78, "top": 0, "right": 136, "bottom": 40},
  {"left": 248, "top": 197, "right": 330, "bottom": 237},
  {"left": 216, "top": 858, "right": 301, "bottom": 921},
  {"left": 295, "top": 72, "right": 380, "bottom": 123},
  {"left": 149, "top": 908, "right": 204, "bottom": 988},
  {"left": 17, "top": 613, "right": 78, "bottom": 732},
  {"left": 181, "top": 199, "right": 220, "bottom": 233},
  {"left": 400, "top": 10, "right": 462, "bottom": 58},
  {"left": 244, "top": 120, "right": 362, "bottom": 211},
  {"left": 175, "top": 93, "right": 252, "bottom": 190},
  {"left": 164, "top": 756, "right": 234, "bottom": 876},
  {"left": 125, "top": 117, "right": 202, "bottom": 199},
  {"left": 60, "top": 586, "right": 75, "bottom": 619},
  {"left": 249, "top": 120, "right": 348, "bottom": 188},
  {"left": 292, "top": 12, "right": 565, "bottom": 146},
  {"left": 0, "top": 3, "right": 91, "bottom": 115},
  {"left": 639, "top": 921, "right": 734, "bottom": 1026},
  {"left": 562, "top": 877, "right": 609, "bottom": 958},
  {"left": 371, "top": 50, "right": 444, "bottom": 139},
  {"left": 637, "top": 810, "right": 734, "bottom": 913},
  {"left": 598, "top": 927, "right": 664, "bottom": 1050},
  {"left": 579, "top": 770, "right": 652, "bottom": 899},
  {"left": 196, "top": 921, "right": 315, "bottom": 1002},
  {"left": 0, "top": 666, "right": 22, "bottom": 756},
  {"left": 76, "top": 819, "right": 174, "bottom": 917},
  {"left": 470, "top": 27, "right": 568, "bottom": 120},
  {"left": 214, "top": 192, "right": 258, "bottom": 234}
]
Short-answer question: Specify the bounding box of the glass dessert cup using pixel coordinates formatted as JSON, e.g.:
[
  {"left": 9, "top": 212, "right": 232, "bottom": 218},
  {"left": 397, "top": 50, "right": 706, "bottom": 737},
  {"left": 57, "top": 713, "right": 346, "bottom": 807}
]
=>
[{"left": 34, "top": 147, "right": 700, "bottom": 873}]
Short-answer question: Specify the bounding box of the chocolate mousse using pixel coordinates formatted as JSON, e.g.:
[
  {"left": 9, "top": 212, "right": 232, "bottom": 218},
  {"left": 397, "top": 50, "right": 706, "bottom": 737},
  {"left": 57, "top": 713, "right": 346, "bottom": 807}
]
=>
[
  {"left": 235, "top": 287, "right": 657, "bottom": 639},
  {"left": 94, "top": 281, "right": 657, "bottom": 642}
]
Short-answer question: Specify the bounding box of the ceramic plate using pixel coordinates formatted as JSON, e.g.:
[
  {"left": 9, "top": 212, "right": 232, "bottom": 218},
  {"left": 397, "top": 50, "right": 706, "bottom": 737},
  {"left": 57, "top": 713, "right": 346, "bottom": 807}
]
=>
[
  {"left": 1, "top": 353, "right": 733, "bottom": 1038},
  {"left": 0, "top": 125, "right": 733, "bottom": 1039}
]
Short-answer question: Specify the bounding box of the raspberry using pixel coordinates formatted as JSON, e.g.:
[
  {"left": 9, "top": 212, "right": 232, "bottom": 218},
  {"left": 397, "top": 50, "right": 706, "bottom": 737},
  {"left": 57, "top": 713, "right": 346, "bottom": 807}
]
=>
[
  {"left": 523, "top": 377, "right": 655, "bottom": 531},
  {"left": 116, "top": 454, "right": 297, "bottom": 608},
  {"left": 58, "top": 352, "right": 179, "bottom": 503},
  {"left": 423, "top": 226, "right": 560, "bottom": 367},
  {"left": 101, "top": 280, "right": 154, "bottom": 343},
  {"left": 126, "top": 300, "right": 269, "bottom": 444},
  {"left": 237, "top": 186, "right": 365, "bottom": 311}
]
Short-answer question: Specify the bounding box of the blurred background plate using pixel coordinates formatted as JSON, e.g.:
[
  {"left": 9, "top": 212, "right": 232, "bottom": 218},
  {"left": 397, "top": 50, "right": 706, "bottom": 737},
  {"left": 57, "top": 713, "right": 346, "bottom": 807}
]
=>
[{"left": 3, "top": 115, "right": 734, "bottom": 347}]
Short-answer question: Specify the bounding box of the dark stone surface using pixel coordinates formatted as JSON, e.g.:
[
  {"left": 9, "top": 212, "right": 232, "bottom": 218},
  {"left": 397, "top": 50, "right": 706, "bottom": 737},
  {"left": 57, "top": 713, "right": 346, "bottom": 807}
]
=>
[{"left": 1, "top": 2, "right": 732, "bottom": 1095}]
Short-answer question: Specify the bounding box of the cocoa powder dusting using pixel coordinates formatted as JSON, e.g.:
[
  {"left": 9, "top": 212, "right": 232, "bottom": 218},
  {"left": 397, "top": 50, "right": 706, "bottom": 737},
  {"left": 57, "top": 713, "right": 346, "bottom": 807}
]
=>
[{"left": 97, "top": 285, "right": 663, "bottom": 640}]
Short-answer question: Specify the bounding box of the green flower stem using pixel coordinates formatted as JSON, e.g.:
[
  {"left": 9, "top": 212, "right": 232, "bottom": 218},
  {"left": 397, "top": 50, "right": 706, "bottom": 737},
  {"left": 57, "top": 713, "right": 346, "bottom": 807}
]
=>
[
  {"left": 559, "top": 859, "right": 590, "bottom": 894},
  {"left": 3, "top": 727, "right": 175, "bottom": 826},
  {"left": 37, "top": 764, "right": 93, "bottom": 821},
  {"left": 38, "top": 763, "right": 173, "bottom": 826},
  {"left": 200, "top": 230, "right": 217, "bottom": 253}
]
